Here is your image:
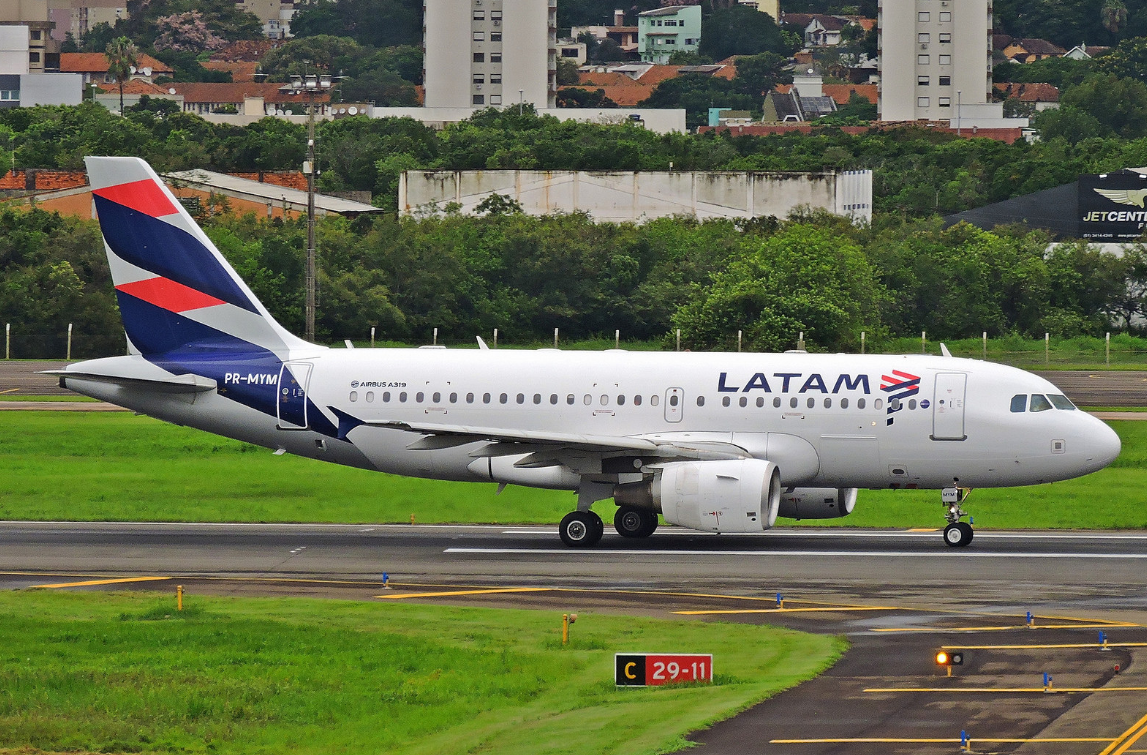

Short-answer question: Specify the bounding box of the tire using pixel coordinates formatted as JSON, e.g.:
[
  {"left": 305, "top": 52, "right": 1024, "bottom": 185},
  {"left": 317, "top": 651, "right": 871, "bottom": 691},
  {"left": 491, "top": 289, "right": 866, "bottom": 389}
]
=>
[
  {"left": 560, "top": 511, "right": 602, "bottom": 547},
  {"left": 614, "top": 506, "right": 648, "bottom": 538},
  {"left": 943, "top": 522, "right": 972, "bottom": 547}
]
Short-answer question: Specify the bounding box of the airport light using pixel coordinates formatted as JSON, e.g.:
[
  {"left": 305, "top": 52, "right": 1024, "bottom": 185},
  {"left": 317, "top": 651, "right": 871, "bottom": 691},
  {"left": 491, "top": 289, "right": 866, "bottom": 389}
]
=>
[{"left": 935, "top": 649, "right": 963, "bottom": 677}]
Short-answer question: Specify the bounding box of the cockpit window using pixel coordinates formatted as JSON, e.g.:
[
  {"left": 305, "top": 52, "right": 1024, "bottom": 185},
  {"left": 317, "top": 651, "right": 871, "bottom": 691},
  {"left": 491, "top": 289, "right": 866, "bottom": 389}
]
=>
[
  {"left": 1048, "top": 394, "right": 1076, "bottom": 411},
  {"left": 1030, "top": 394, "right": 1053, "bottom": 412},
  {"left": 1010, "top": 394, "right": 1027, "bottom": 413}
]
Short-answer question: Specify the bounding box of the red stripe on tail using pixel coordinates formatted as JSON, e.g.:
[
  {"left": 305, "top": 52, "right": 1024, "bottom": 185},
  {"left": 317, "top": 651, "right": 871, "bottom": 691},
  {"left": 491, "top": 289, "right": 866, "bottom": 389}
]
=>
[
  {"left": 92, "top": 179, "right": 179, "bottom": 218},
  {"left": 116, "top": 276, "right": 226, "bottom": 313}
]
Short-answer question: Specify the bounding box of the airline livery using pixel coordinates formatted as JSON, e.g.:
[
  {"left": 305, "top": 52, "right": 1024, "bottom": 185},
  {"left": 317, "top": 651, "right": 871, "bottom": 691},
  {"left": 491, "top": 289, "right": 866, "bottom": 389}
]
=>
[{"left": 54, "top": 157, "right": 1122, "bottom": 548}]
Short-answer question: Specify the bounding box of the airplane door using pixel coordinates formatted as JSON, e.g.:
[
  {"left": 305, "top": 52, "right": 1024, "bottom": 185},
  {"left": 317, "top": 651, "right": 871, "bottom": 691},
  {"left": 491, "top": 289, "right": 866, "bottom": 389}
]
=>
[
  {"left": 931, "top": 372, "right": 967, "bottom": 441},
  {"left": 664, "top": 387, "right": 683, "bottom": 423},
  {"left": 277, "top": 361, "right": 313, "bottom": 430}
]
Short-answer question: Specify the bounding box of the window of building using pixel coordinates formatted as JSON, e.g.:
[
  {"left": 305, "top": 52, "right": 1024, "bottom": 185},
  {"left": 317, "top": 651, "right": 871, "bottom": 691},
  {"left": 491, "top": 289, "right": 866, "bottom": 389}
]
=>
[
  {"left": 939, "top": 97, "right": 951, "bottom": 107},
  {"left": 0, "top": 90, "right": 17, "bottom": 101},
  {"left": 939, "top": 32, "right": 951, "bottom": 42},
  {"left": 491, "top": 32, "right": 502, "bottom": 41},
  {"left": 918, "top": 33, "right": 929, "bottom": 43},
  {"left": 918, "top": 75, "right": 929, "bottom": 86},
  {"left": 473, "top": 52, "right": 485, "bottom": 62},
  {"left": 918, "top": 54, "right": 929, "bottom": 65},
  {"left": 473, "top": 94, "right": 484, "bottom": 104},
  {"left": 917, "top": 96, "right": 930, "bottom": 107},
  {"left": 474, "top": 75, "right": 484, "bottom": 84},
  {"left": 939, "top": 75, "right": 951, "bottom": 85},
  {"left": 561, "top": 48, "right": 578, "bottom": 57},
  {"left": 918, "top": 11, "right": 930, "bottom": 21},
  {"left": 29, "top": 52, "right": 40, "bottom": 63},
  {"left": 939, "top": 11, "right": 951, "bottom": 21},
  {"left": 491, "top": 9, "right": 501, "bottom": 18},
  {"left": 490, "top": 95, "right": 502, "bottom": 104},
  {"left": 939, "top": 54, "right": 951, "bottom": 65},
  {"left": 490, "top": 74, "right": 501, "bottom": 84},
  {"left": 473, "top": 9, "right": 484, "bottom": 19},
  {"left": 665, "top": 38, "right": 675, "bottom": 44},
  {"left": 473, "top": 31, "right": 484, "bottom": 41},
  {"left": 31, "top": 30, "right": 41, "bottom": 40},
  {"left": 490, "top": 53, "right": 502, "bottom": 63}
]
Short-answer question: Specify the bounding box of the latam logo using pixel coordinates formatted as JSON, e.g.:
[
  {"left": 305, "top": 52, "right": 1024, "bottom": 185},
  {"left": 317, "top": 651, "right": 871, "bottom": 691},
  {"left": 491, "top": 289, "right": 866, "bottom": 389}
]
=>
[{"left": 880, "top": 370, "right": 922, "bottom": 426}]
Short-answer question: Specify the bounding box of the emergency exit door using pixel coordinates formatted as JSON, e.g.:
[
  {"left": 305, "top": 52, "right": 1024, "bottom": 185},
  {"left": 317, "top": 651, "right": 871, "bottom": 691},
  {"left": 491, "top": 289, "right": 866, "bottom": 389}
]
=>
[
  {"left": 277, "top": 361, "right": 312, "bottom": 430},
  {"left": 931, "top": 372, "right": 967, "bottom": 441}
]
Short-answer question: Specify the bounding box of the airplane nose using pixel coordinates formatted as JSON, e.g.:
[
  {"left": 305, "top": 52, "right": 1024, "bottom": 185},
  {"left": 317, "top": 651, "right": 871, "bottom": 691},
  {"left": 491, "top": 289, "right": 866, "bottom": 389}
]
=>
[{"left": 1087, "top": 418, "right": 1122, "bottom": 470}]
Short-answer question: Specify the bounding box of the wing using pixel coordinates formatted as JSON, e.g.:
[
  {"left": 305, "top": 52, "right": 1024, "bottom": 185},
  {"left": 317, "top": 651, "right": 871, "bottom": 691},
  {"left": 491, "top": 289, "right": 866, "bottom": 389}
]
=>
[{"left": 1094, "top": 188, "right": 1140, "bottom": 206}]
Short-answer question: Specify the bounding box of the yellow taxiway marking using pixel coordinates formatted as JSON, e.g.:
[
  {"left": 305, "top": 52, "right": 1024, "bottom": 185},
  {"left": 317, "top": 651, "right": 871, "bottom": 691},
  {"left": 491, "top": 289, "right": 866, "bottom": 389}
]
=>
[
  {"left": 0, "top": 388, "right": 18, "bottom": 395},
  {"left": 376, "top": 587, "right": 550, "bottom": 600},
  {"left": 32, "top": 576, "right": 170, "bottom": 589},
  {"left": 872, "top": 623, "right": 1139, "bottom": 633},
  {"left": 766, "top": 734, "right": 1114, "bottom": 738},
  {"left": 906, "top": 528, "right": 940, "bottom": 532},
  {"left": 674, "top": 607, "right": 898, "bottom": 616},
  {"left": 1099, "top": 712, "right": 1147, "bottom": 755},
  {"left": 865, "top": 687, "right": 1147, "bottom": 694},
  {"left": 944, "top": 643, "right": 1147, "bottom": 650}
]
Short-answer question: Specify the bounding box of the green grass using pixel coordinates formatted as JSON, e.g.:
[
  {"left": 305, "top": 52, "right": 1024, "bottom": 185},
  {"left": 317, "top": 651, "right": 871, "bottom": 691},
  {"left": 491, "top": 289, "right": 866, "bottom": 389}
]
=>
[
  {"left": 0, "top": 412, "right": 1145, "bottom": 529},
  {"left": 0, "top": 590, "right": 843, "bottom": 755},
  {"left": 0, "top": 393, "right": 96, "bottom": 401}
]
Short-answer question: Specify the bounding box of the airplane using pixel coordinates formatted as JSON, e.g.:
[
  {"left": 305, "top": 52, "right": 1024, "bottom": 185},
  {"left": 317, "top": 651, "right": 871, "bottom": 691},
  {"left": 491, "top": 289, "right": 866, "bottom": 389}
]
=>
[{"left": 52, "top": 157, "right": 1123, "bottom": 549}]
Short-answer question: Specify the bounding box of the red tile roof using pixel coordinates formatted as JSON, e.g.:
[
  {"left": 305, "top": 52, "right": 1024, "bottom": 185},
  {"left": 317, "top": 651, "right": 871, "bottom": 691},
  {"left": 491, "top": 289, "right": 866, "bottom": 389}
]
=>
[
  {"left": 60, "top": 52, "right": 173, "bottom": 74},
  {"left": 202, "top": 60, "right": 259, "bottom": 82},
  {"left": 1015, "top": 38, "right": 1066, "bottom": 56},
  {"left": 994, "top": 82, "right": 1060, "bottom": 102},
  {"left": 567, "top": 64, "right": 734, "bottom": 107},
  {"left": 170, "top": 82, "right": 331, "bottom": 105},
  {"left": 95, "top": 79, "right": 172, "bottom": 95}
]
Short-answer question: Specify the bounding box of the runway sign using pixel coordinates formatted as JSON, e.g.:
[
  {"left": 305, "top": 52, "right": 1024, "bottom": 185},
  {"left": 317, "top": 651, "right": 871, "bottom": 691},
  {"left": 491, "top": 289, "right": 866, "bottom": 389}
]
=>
[{"left": 615, "top": 653, "right": 713, "bottom": 687}]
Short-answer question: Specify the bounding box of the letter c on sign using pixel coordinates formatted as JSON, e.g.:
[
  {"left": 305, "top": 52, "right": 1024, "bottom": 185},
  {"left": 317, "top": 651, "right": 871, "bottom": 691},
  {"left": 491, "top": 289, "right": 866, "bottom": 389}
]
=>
[{"left": 625, "top": 662, "right": 637, "bottom": 680}]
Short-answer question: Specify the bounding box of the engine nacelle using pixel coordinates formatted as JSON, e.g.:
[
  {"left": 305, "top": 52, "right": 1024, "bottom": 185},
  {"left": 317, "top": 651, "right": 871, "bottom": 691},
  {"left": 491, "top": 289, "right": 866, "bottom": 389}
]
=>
[
  {"left": 777, "top": 487, "right": 857, "bottom": 520},
  {"left": 616, "top": 459, "right": 781, "bottom": 533}
]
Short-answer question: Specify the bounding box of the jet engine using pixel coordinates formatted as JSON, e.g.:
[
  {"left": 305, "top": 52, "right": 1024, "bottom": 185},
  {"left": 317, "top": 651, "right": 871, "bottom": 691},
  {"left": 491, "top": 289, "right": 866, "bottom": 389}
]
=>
[
  {"left": 777, "top": 487, "right": 857, "bottom": 520},
  {"left": 613, "top": 459, "right": 781, "bottom": 533}
]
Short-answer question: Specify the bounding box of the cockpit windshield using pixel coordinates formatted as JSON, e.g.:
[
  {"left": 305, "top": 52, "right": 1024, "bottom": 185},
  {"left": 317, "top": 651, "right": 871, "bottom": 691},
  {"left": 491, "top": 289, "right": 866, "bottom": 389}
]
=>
[
  {"left": 1048, "top": 394, "right": 1076, "bottom": 410},
  {"left": 1010, "top": 393, "right": 1077, "bottom": 412}
]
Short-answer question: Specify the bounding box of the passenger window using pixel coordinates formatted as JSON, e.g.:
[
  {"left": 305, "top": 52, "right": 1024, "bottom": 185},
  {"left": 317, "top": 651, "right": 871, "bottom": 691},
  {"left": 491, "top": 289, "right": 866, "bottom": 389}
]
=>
[
  {"left": 432, "top": 392, "right": 441, "bottom": 403},
  {"left": 416, "top": 392, "right": 425, "bottom": 403},
  {"left": 756, "top": 397, "right": 764, "bottom": 408},
  {"left": 617, "top": 395, "right": 625, "bottom": 405},
  {"left": 651, "top": 395, "right": 659, "bottom": 406},
  {"left": 383, "top": 391, "right": 391, "bottom": 402},
  {"left": 533, "top": 393, "right": 541, "bottom": 404},
  {"left": 449, "top": 392, "right": 457, "bottom": 403},
  {"left": 483, "top": 393, "right": 491, "bottom": 404},
  {"left": 600, "top": 394, "right": 609, "bottom": 406},
  {"left": 466, "top": 392, "right": 474, "bottom": 403},
  {"left": 366, "top": 391, "right": 374, "bottom": 403},
  {"left": 841, "top": 397, "right": 849, "bottom": 409},
  {"left": 696, "top": 396, "right": 705, "bottom": 407},
  {"left": 890, "top": 398, "right": 900, "bottom": 410},
  {"left": 739, "top": 397, "right": 747, "bottom": 407},
  {"left": 1030, "top": 394, "right": 1053, "bottom": 412},
  {"left": 634, "top": 395, "right": 642, "bottom": 406},
  {"left": 806, "top": 397, "right": 815, "bottom": 409},
  {"left": 874, "top": 399, "right": 883, "bottom": 409},
  {"left": 824, "top": 398, "right": 831, "bottom": 408},
  {"left": 1048, "top": 394, "right": 1076, "bottom": 410},
  {"left": 722, "top": 396, "right": 731, "bottom": 407},
  {"left": 499, "top": 393, "right": 508, "bottom": 404},
  {"left": 550, "top": 394, "right": 558, "bottom": 405},
  {"left": 669, "top": 395, "right": 679, "bottom": 407},
  {"left": 350, "top": 391, "right": 358, "bottom": 402},
  {"left": 1010, "top": 394, "right": 1026, "bottom": 413},
  {"left": 584, "top": 394, "right": 592, "bottom": 405},
  {"left": 857, "top": 398, "right": 865, "bottom": 409},
  {"left": 909, "top": 399, "right": 916, "bottom": 410},
  {"left": 399, "top": 392, "right": 408, "bottom": 402},
  {"left": 773, "top": 397, "right": 781, "bottom": 408},
  {"left": 517, "top": 393, "right": 525, "bottom": 404},
  {"left": 790, "top": 397, "right": 798, "bottom": 408},
  {"left": 567, "top": 394, "right": 575, "bottom": 405}
]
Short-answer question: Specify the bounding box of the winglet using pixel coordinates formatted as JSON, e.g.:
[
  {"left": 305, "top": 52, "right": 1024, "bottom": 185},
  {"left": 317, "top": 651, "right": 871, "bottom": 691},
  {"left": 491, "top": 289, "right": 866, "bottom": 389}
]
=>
[
  {"left": 940, "top": 343, "right": 953, "bottom": 358},
  {"left": 477, "top": 336, "right": 490, "bottom": 350}
]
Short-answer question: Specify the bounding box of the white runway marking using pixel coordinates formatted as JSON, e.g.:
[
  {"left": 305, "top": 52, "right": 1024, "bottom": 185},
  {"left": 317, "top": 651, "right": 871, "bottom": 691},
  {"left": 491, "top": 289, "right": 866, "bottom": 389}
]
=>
[{"left": 446, "top": 548, "right": 1147, "bottom": 559}]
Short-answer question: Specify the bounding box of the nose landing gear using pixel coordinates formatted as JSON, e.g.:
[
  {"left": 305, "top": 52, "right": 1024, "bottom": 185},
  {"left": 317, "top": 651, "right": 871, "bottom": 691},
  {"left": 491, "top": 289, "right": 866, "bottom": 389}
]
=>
[{"left": 942, "top": 487, "right": 973, "bottom": 547}]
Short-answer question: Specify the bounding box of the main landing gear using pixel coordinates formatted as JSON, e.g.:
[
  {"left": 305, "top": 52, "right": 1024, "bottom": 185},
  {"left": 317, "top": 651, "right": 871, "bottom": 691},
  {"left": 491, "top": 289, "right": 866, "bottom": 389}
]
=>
[
  {"left": 942, "top": 486, "right": 974, "bottom": 547},
  {"left": 614, "top": 506, "right": 658, "bottom": 538},
  {"left": 559, "top": 510, "right": 604, "bottom": 547}
]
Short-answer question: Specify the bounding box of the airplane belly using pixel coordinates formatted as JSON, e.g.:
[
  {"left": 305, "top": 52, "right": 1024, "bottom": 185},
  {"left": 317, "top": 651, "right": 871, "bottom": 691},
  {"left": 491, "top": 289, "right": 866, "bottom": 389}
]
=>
[{"left": 345, "top": 427, "right": 488, "bottom": 482}]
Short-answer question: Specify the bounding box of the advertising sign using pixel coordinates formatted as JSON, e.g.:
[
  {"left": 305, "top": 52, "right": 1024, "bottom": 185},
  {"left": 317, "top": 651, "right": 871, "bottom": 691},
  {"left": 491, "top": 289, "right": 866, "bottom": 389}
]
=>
[
  {"left": 1078, "top": 172, "right": 1147, "bottom": 241},
  {"left": 615, "top": 653, "right": 713, "bottom": 687}
]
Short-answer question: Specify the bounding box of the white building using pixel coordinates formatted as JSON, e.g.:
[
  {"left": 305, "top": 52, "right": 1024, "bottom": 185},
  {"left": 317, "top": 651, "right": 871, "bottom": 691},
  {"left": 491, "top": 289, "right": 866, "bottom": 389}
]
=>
[
  {"left": 423, "top": 0, "right": 556, "bottom": 110},
  {"left": 878, "top": 0, "right": 997, "bottom": 123}
]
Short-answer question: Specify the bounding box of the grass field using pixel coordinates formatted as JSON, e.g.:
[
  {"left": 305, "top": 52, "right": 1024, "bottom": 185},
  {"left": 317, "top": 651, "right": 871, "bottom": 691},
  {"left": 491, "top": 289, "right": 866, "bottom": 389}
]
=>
[
  {"left": 0, "top": 412, "right": 1144, "bottom": 529},
  {"left": 0, "top": 590, "right": 842, "bottom": 755}
]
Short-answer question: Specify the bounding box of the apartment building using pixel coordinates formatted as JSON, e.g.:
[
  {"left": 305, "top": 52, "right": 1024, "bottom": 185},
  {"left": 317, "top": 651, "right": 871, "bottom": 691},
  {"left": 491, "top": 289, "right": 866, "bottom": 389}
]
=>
[
  {"left": 424, "top": 0, "right": 556, "bottom": 109},
  {"left": 0, "top": 0, "right": 59, "bottom": 71},
  {"left": 637, "top": 5, "right": 700, "bottom": 65},
  {"left": 877, "top": 0, "right": 992, "bottom": 122},
  {"left": 47, "top": 0, "right": 127, "bottom": 44}
]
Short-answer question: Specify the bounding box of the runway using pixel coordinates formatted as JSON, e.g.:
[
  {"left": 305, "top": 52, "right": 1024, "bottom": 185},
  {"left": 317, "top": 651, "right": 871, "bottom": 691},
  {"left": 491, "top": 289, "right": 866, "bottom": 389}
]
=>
[{"left": 4, "top": 522, "right": 1147, "bottom": 754}]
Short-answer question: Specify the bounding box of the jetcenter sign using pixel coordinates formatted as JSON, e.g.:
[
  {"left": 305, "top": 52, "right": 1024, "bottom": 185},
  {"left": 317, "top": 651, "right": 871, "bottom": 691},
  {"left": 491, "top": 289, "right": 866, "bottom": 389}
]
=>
[{"left": 1079, "top": 172, "right": 1147, "bottom": 240}]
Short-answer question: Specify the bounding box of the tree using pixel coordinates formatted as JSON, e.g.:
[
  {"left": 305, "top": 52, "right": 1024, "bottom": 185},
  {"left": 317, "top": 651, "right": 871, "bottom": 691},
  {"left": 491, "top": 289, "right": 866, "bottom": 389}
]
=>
[
  {"left": 700, "top": 5, "right": 799, "bottom": 62},
  {"left": 1094, "top": 37, "right": 1147, "bottom": 81},
  {"left": 555, "top": 87, "right": 618, "bottom": 108},
  {"left": 731, "top": 52, "right": 790, "bottom": 97},
  {"left": 1101, "top": 0, "right": 1129, "bottom": 34},
  {"left": 1060, "top": 73, "right": 1147, "bottom": 138},
  {"left": 556, "top": 59, "right": 580, "bottom": 86},
  {"left": 290, "top": 0, "right": 422, "bottom": 48},
  {"left": 105, "top": 36, "right": 138, "bottom": 114},
  {"left": 153, "top": 10, "right": 227, "bottom": 53}
]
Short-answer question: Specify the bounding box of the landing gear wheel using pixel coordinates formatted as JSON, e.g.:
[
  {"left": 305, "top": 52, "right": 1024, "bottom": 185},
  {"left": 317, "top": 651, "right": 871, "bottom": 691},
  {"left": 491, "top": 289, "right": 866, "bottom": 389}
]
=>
[
  {"left": 943, "top": 522, "right": 973, "bottom": 547},
  {"left": 615, "top": 506, "right": 657, "bottom": 538},
  {"left": 560, "top": 511, "right": 603, "bottom": 547}
]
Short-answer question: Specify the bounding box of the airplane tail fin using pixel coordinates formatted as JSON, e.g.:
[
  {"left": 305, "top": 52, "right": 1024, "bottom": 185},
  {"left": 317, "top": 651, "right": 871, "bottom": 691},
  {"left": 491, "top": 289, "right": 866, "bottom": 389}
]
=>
[{"left": 84, "top": 156, "right": 307, "bottom": 359}]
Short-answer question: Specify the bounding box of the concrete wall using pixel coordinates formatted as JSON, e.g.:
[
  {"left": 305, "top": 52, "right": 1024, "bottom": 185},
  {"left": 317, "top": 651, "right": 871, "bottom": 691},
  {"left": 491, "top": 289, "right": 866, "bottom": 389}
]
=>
[
  {"left": 0, "top": 24, "right": 28, "bottom": 75},
  {"left": 20, "top": 71, "right": 79, "bottom": 104},
  {"left": 423, "top": 0, "right": 472, "bottom": 108},
  {"left": 400, "top": 169, "right": 873, "bottom": 223}
]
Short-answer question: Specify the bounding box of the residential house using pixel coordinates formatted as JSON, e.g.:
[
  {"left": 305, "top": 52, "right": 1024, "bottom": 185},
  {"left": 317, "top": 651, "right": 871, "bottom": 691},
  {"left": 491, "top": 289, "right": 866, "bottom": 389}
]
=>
[
  {"left": 1063, "top": 42, "right": 1110, "bottom": 60},
  {"left": 994, "top": 81, "right": 1059, "bottom": 111},
  {"left": 169, "top": 81, "right": 330, "bottom": 116},
  {"left": 60, "top": 51, "right": 172, "bottom": 85},
  {"left": 637, "top": 5, "right": 700, "bottom": 64},
  {"left": 573, "top": 11, "right": 638, "bottom": 55},
  {"left": 560, "top": 62, "right": 732, "bottom": 107},
  {"left": 1002, "top": 38, "right": 1065, "bottom": 63},
  {"left": 762, "top": 75, "right": 838, "bottom": 121}
]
